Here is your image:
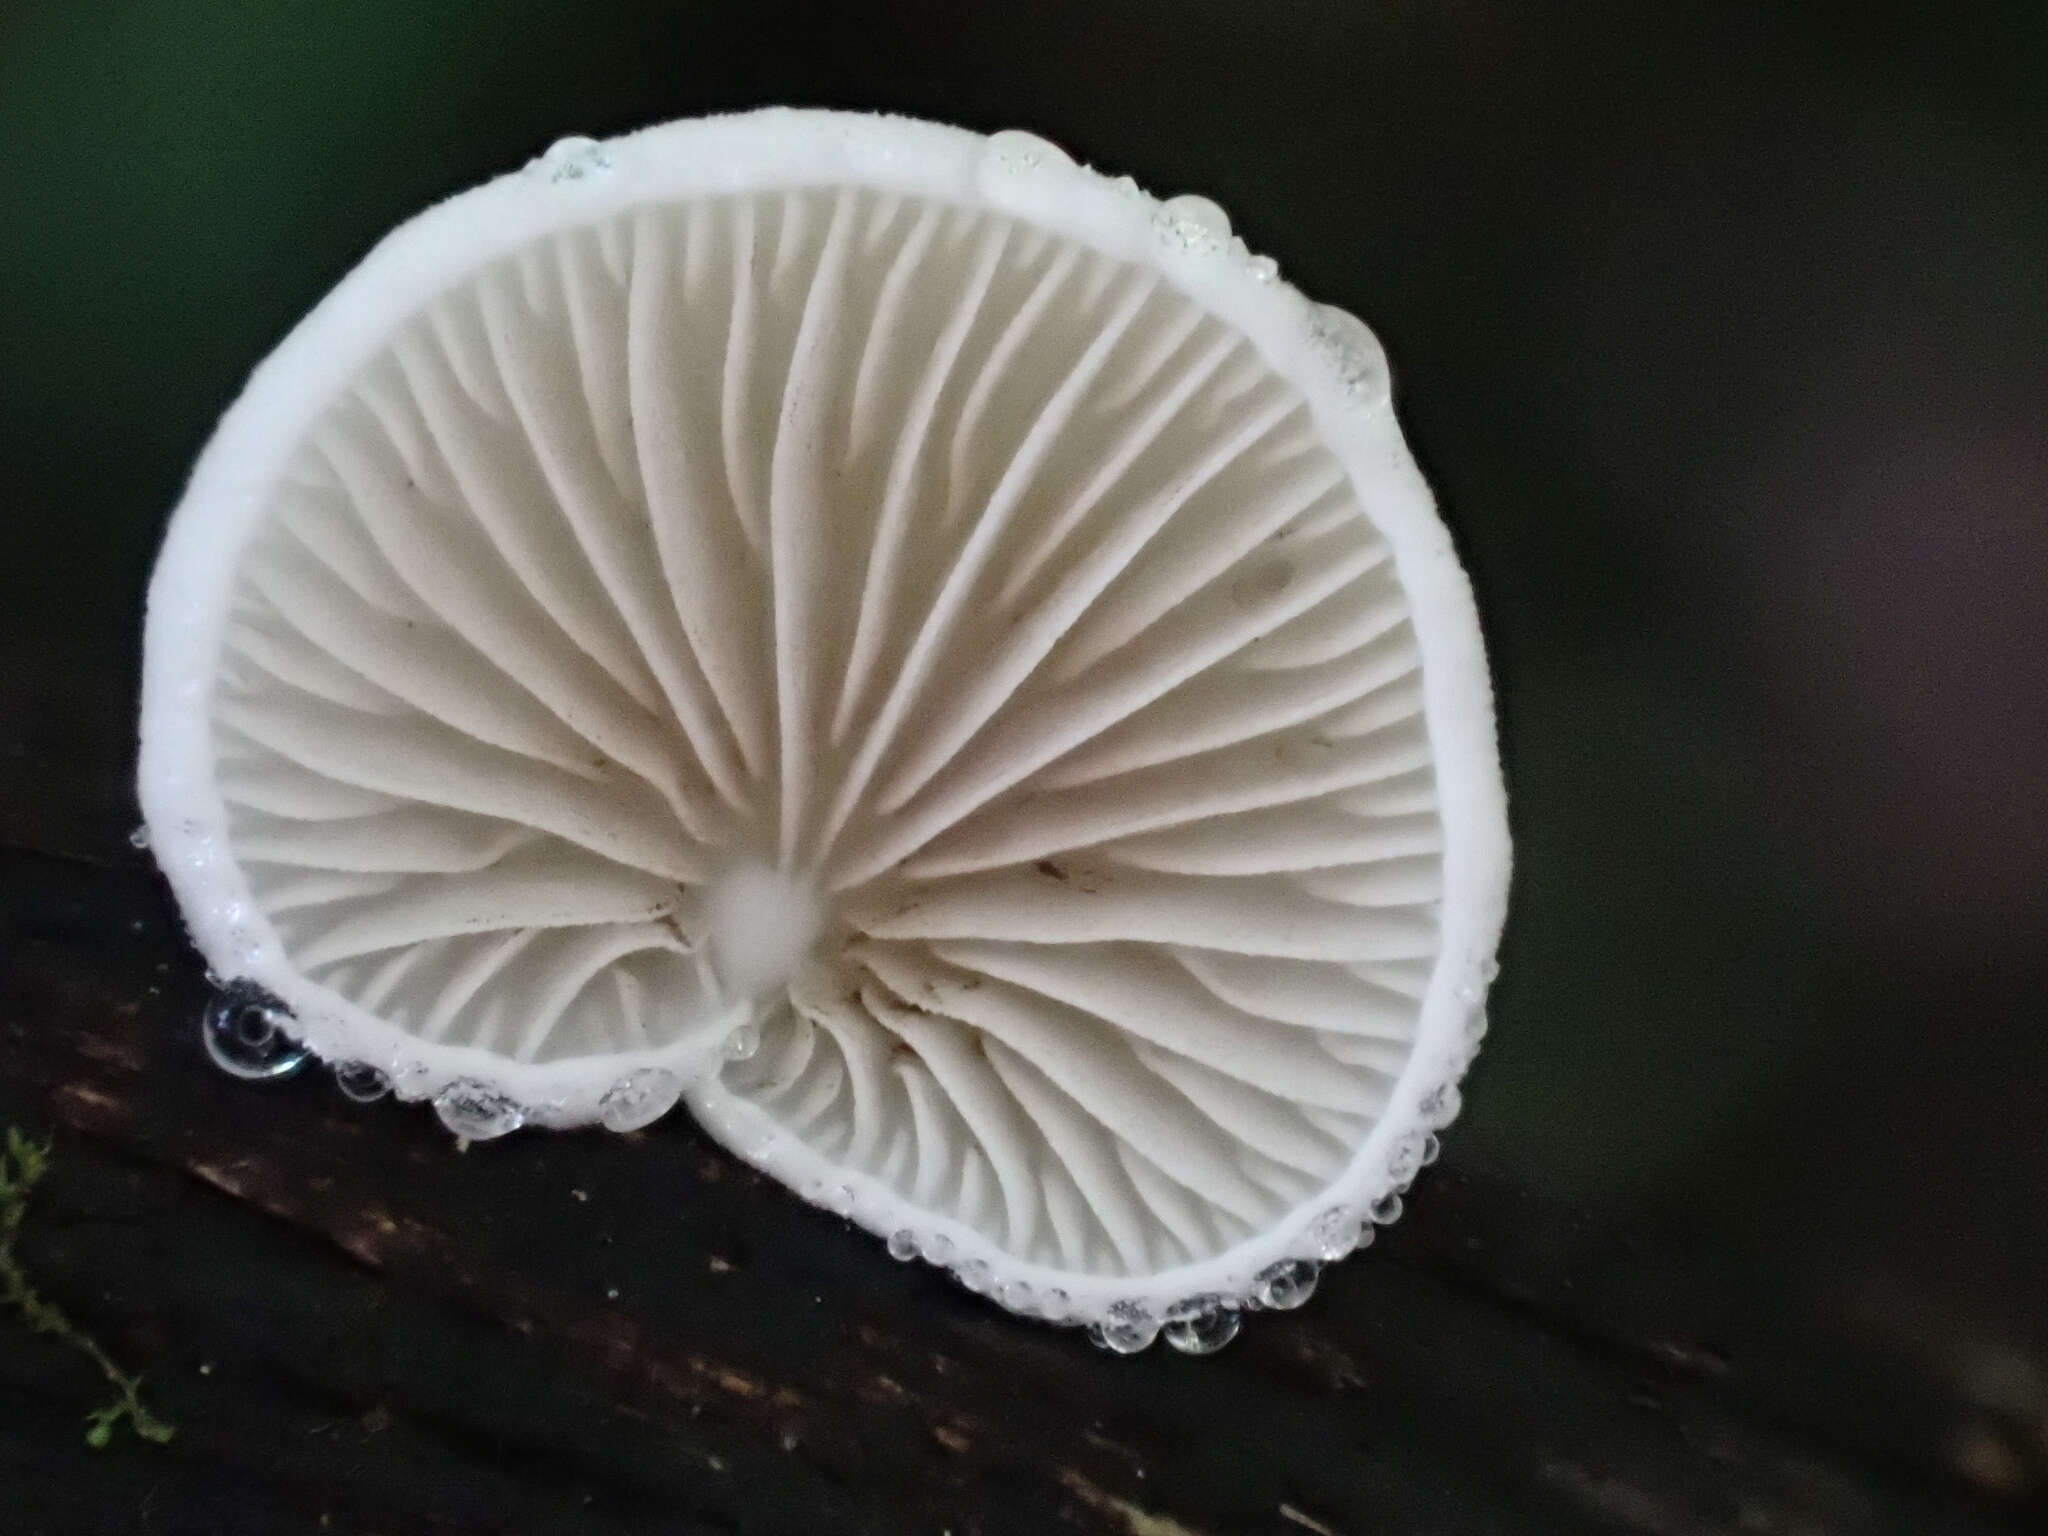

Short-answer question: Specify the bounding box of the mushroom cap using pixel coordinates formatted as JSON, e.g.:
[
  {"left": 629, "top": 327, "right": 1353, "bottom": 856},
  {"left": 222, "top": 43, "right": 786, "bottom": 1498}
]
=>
[{"left": 139, "top": 109, "right": 1509, "bottom": 1327}]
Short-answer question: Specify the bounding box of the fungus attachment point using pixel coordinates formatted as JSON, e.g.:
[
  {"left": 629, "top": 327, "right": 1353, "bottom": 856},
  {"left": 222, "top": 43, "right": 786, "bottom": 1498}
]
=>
[
  {"left": 700, "top": 864, "right": 826, "bottom": 1002},
  {"left": 139, "top": 109, "right": 1509, "bottom": 1334}
]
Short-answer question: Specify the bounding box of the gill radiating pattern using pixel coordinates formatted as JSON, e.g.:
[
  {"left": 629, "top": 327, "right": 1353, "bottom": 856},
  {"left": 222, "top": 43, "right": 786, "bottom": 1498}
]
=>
[{"left": 209, "top": 187, "right": 1442, "bottom": 1276}]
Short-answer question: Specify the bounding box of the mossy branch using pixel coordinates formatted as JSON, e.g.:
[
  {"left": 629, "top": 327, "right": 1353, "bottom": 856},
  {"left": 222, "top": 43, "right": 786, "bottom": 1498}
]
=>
[{"left": 0, "top": 1126, "right": 175, "bottom": 1448}]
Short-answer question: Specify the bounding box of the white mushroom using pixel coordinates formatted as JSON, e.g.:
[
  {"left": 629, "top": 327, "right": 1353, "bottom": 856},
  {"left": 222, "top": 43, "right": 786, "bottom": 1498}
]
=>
[{"left": 139, "top": 110, "right": 1510, "bottom": 1337}]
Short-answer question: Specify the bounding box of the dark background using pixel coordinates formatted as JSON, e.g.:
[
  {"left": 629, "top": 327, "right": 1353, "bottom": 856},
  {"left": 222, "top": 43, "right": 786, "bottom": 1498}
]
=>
[{"left": 3, "top": 2, "right": 2044, "bottom": 1532}]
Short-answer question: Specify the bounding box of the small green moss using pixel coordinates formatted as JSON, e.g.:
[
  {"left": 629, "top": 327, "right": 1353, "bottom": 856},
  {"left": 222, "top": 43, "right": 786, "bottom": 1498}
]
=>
[{"left": 1, "top": 1126, "right": 176, "bottom": 1449}]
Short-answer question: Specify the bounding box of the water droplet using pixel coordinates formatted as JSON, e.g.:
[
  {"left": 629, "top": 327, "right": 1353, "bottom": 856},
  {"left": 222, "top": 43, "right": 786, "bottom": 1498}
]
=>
[
  {"left": 1089, "top": 1300, "right": 1159, "bottom": 1354},
  {"left": 919, "top": 1232, "right": 954, "bottom": 1265},
  {"left": 1255, "top": 1259, "right": 1319, "bottom": 1311},
  {"left": 128, "top": 824, "right": 152, "bottom": 850},
  {"left": 598, "top": 1067, "right": 682, "bottom": 1132},
  {"left": 1387, "top": 1132, "right": 1426, "bottom": 1183},
  {"left": 998, "top": 1280, "right": 1035, "bottom": 1313},
  {"left": 1420, "top": 1083, "right": 1463, "bottom": 1127},
  {"left": 1421, "top": 1132, "right": 1443, "bottom": 1167},
  {"left": 1246, "top": 253, "right": 1281, "bottom": 284},
  {"left": 1309, "top": 303, "right": 1390, "bottom": 403},
  {"left": 824, "top": 1183, "right": 856, "bottom": 1216},
  {"left": 1162, "top": 1298, "right": 1241, "bottom": 1355},
  {"left": 519, "top": 1096, "right": 573, "bottom": 1130},
  {"left": 533, "top": 134, "right": 612, "bottom": 183},
  {"left": 332, "top": 1061, "right": 391, "bottom": 1103},
  {"left": 988, "top": 128, "right": 1072, "bottom": 172},
  {"left": 1157, "top": 193, "right": 1231, "bottom": 250},
  {"left": 1307, "top": 1207, "right": 1363, "bottom": 1261},
  {"left": 433, "top": 1079, "right": 525, "bottom": 1141},
  {"left": 1370, "top": 1191, "right": 1404, "bottom": 1226},
  {"left": 724, "top": 1022, "right": 761, "bottom": 1061},
  {"left": 955, "top": 1258, "right": 993, "bottom": 1293},
  {"left": 1038, "top": 1288, "right": 1072, "bottom": 1322},
  {"left": 886, "top": 1228, "right": 919, "bottom": 1262},
  {"left": 202, "top": 984, "right": 309, "bottom": 1080}
]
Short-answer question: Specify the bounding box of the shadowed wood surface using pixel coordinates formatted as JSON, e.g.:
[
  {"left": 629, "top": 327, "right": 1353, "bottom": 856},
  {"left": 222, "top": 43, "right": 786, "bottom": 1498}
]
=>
[
  {"left": 5, "top": 837, "right": 2040, "bottom": 1536},
  {"left": 4, "top": 2, "right": 2046, "bottom": 1532}
]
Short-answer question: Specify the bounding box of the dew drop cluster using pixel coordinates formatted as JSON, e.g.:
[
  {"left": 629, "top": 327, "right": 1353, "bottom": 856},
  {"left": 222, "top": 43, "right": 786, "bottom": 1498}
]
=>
[{"left": 195, "top": 946, "right": 1473, "bottom": 1356}]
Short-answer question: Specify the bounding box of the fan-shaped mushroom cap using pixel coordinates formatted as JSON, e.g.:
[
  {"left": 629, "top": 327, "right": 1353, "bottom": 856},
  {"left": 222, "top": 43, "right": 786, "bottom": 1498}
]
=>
[{"left": 140, "top": 110, "right": 1509, "bottom": 1330}]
